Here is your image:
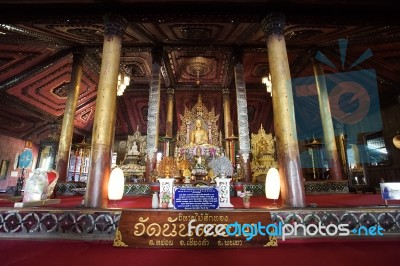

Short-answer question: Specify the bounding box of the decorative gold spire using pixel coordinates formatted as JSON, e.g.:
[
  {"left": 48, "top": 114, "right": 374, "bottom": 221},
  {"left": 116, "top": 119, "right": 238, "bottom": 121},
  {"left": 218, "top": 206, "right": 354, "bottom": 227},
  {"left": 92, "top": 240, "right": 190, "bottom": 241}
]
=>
[{"left": 196, "top": 94, "right": 203, "bottom": 117}]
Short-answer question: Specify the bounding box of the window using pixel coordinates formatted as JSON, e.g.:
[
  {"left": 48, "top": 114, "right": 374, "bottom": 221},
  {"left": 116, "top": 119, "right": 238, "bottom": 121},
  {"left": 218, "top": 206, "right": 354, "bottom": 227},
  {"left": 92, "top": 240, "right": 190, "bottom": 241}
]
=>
[{"left": 365, "top": 131, "right": 389, "bottom": 166}]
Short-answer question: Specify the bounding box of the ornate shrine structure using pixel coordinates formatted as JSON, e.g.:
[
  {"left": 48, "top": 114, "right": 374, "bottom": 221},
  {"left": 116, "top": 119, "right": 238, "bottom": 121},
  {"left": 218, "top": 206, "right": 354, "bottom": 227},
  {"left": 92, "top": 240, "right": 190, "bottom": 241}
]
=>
[
  {"left": 250, "top": 125, "right": 278, "bottom": 182},
  {"left": 120, "top": 127, "right": 147, "bottom": 181},
  {"left": 175, "top": 95, "right": 223, "bottom": 181}
]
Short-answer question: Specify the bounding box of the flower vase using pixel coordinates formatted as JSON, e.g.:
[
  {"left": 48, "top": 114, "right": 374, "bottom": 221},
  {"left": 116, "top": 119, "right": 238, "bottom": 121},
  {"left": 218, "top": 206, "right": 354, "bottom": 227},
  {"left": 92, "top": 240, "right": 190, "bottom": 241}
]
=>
[
  {"left": 152, "top": 192, "right": 159, "bottom": 209},
  {"left": 150, "top": 183, "right": 160, "bottom": 193},
  {"left": 234, "top": 182, "right": 244, "bottom": 196},
  {"left": 243, "top": 201, "right": 250, "bottom": 209},
  {"left": 161, "top": 202, "right": 169, "bottom": 209}
]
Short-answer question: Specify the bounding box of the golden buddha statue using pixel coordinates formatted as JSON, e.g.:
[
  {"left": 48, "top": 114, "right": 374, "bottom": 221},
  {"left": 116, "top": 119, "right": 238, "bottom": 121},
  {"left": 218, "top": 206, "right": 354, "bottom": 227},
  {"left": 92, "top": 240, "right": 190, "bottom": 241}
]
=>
[
  {"left": 192, "top": 146, "right": 208, "bottom": 178},
  {"left": 190, "top": 119, "right": 209, "bottom": 145}
]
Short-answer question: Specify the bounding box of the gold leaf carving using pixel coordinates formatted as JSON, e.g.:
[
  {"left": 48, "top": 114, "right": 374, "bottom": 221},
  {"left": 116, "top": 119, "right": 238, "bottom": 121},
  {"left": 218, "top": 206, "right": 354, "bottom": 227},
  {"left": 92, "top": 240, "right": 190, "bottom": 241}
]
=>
[{"left": 113, "top": 228, "right": 128, "bottom": 247}]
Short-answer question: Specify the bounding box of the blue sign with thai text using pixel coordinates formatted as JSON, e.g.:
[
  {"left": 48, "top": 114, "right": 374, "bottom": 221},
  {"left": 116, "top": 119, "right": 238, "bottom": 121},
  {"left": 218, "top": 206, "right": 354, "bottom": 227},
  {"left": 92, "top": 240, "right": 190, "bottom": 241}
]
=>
[{"left": 174, "top": 187, "right": 219, "bottom": 210}]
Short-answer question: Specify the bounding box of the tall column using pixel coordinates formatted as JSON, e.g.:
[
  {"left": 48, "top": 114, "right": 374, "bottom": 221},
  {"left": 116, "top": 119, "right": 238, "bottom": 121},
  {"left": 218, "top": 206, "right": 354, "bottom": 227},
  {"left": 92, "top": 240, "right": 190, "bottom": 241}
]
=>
[
  {"left": 312, "top": 58, "right": 343, "bottom": 180},
  {"left": 233, "top": 49, "right": 252, "bottom": 182},
  {"left": 261, "top": 13, "right": 306, "bottom": 207},
  {"left": 165, "top": 88, "right": 174, "bottom": 139},
  {"left": 338, "top": 132, "right": 349, "bottom": 179},
  {"left": 222, "top": 88, "right": 233, "bottom": 161},
  {"left": 163, "top": 88, "right": 174, "bottom": 157},
  {"left": 145, "top": 47, "right": 162, "bottom": 180},
  {"left": 84, "top": 14, "right": 126, "bottom": 208},
  {"left": 56, "top": 50, "right": 83, "bottom": 181}
]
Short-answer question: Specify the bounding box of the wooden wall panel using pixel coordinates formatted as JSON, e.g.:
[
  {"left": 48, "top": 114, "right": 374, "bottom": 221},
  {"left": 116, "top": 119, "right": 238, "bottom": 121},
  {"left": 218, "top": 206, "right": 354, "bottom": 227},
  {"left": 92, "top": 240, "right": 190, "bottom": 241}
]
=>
[{"left": 0, "top": 135, "right": 39, "bottom": 190}]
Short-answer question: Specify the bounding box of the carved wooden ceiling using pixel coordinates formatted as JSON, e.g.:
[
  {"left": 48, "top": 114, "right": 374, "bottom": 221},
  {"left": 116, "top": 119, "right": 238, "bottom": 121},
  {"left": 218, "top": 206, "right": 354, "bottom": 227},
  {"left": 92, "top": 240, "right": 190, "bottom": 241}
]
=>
[{"left": 0, "top": 1, "right": 399, "bottom": 143}]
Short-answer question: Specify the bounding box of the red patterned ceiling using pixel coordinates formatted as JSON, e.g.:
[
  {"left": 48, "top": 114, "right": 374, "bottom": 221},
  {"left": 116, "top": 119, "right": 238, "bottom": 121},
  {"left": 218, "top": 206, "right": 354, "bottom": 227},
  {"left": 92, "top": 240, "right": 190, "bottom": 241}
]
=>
[{"left": 0, "top": 1, "right": 399, "bottom": 143}]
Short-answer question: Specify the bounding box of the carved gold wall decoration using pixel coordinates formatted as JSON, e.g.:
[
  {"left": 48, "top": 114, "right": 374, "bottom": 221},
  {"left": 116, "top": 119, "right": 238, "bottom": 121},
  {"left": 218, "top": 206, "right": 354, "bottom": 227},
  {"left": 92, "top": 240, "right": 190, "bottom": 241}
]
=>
[
  {"left": 113, "top": 228, "right": 128, "bottom": 247},
  {"left": 264, "top": 236, "right": 278, "bottom": 247},
  {"left": 177, "top": 95, "right": 221, "bottom": 148},
  {"left": 251, "top": 124, "right": 278, "bottom": 181}
]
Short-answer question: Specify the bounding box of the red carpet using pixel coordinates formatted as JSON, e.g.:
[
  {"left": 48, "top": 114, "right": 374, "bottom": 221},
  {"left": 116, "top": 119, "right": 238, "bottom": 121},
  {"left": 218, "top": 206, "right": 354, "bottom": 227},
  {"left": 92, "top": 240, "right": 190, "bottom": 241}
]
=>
[
  {"left": 0, "top": 193, "right": 387, "bottom": 209},
  {"left": 109, "top": 193, "right": 387, "bottom": 209},
  {"left": 0, "top": 238, "right": 398, "bottom": 266}
]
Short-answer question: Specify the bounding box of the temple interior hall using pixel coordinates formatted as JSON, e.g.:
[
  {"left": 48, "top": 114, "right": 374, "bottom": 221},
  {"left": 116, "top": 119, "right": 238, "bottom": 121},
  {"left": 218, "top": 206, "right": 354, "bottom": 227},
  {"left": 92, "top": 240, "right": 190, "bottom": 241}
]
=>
[{"left": 0, "top": 1, "right": 400, "bottom": 265}]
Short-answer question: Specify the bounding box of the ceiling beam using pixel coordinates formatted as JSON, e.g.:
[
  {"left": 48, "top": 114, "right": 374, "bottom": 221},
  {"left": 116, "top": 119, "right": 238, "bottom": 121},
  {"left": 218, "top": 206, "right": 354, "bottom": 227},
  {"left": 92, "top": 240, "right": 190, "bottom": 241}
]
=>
[{"left": 0, "top": 48, "right": 74, "bottom": 91}]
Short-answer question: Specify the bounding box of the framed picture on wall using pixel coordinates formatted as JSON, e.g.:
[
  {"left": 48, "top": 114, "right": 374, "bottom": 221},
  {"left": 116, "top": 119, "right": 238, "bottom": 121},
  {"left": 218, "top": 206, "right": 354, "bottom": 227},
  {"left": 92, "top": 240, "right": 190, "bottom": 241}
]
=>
[
  {"left": 0, "top": 160, "right": 10, "bottom": 179},
  {"left": 36, "top": 141, "right": 58, "bottom": 171}
]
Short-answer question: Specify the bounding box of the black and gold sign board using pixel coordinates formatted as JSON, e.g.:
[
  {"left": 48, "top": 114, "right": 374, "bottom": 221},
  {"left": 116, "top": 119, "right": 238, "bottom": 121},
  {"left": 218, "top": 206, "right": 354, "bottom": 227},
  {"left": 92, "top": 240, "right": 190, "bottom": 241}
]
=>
[{"left": 114, "top": 210, "right": 278, "bottom": 248}]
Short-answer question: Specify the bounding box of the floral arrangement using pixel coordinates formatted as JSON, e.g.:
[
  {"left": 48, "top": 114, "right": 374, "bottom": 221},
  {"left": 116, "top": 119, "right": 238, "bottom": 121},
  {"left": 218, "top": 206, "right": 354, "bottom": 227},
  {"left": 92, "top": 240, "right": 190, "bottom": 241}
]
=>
[
  {"left": 208, "top": 155, "right": 234, "bottom": 178},
  {"left": 160, "top": 191, "right": 172, "bottom": 203},
  {"left": 238, "top": 191, "right": 252, "bottom": 203}
]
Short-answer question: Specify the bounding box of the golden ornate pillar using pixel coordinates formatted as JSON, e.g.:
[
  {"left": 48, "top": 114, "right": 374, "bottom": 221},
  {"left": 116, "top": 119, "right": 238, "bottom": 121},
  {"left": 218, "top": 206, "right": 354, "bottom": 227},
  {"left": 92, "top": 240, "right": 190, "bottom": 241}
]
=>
[
  {"left": 261, "top": 13, "right": 306, "bottom": 207},
  {"left": 222, "top": 88, "right": 234, "bottom": 161},
  {"left": 164, "top": 88, "right": 174, "bottom": 156},
  {"left": 56, "top": 50, "right": 83, "bottom": 181},
  {"left": 166, "top": 88, "right": 174, "bottom": 139},
  {"left": 312, "top": 58, "right": 343, "bottom": 180},
  {"left": 84, "top": 14, "right": 126, "bottom": 208},
  {"left": 145, "top": 47, "right": 162, "bottom": 180},
  {"left": 233, "top": 48, "right": 252, "bottom": 182}
]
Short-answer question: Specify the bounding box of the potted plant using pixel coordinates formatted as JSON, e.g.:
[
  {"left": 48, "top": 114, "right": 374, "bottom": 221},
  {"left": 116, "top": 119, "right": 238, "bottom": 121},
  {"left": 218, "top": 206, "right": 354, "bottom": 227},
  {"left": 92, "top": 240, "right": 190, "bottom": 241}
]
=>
[
  {"left": 160, "top": 191, "right": 172, "bottom": 208},
  {"left": 238, "top": 191, "right": 252, "bottom": 208}
]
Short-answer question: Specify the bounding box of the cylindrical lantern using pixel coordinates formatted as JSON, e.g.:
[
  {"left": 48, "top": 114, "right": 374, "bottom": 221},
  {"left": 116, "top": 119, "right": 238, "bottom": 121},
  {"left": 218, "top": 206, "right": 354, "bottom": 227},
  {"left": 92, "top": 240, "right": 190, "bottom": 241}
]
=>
[
  {"left": 108, "top": 167, "right": 125, "bottom": 200},
  {"left": 265, "top": 167, "right": 280, "bottom": 200}
]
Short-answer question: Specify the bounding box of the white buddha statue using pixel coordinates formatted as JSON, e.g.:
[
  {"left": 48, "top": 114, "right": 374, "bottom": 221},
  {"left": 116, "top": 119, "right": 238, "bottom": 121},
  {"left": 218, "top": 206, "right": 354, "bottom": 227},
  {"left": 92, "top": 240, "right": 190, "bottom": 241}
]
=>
[{"left": 128, "top": 141, "right": 140, "bottom": 155}]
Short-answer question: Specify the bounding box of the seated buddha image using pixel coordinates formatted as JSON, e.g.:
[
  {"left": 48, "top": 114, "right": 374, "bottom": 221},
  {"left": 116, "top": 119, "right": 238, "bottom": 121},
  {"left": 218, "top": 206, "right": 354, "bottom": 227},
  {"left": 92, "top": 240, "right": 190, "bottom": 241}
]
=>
[
  {"left": 257, "top": 139, "right": 271, "bottom": 157},
  {"left": 192, "top": 146, "right": 208, "bottom": 177},
  {"left": 128, "top": 141, "right": 140, "bottom": 156},
  {"left": 190, "top": 119, "right": 209, "bottom": 146}
]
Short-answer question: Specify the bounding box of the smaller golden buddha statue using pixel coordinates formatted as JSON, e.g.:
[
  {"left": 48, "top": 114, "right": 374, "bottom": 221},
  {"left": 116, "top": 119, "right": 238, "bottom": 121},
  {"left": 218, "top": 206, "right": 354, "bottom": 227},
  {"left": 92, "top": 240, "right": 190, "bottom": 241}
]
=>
[
  {"left": 191, "top": 146, "right": 208, "bottom": 178},
  {"left": 190, "top": 119, "right": 209, "bottom": 146}
]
